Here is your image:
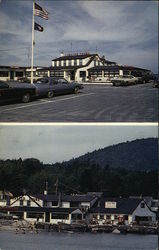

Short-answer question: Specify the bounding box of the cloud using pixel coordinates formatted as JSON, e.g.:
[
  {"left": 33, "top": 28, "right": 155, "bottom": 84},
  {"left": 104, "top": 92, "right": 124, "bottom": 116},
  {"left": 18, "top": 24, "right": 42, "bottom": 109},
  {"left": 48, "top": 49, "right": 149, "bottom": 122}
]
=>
[{"left": 0, "top": 1, "right": 158, "bottom": 72}]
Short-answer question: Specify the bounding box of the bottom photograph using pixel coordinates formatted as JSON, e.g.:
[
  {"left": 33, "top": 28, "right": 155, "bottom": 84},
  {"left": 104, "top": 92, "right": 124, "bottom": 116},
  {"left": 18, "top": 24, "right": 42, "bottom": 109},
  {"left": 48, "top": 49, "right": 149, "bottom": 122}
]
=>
[{"left": 0, "top": 124, "right": 158, "bottom": 250}]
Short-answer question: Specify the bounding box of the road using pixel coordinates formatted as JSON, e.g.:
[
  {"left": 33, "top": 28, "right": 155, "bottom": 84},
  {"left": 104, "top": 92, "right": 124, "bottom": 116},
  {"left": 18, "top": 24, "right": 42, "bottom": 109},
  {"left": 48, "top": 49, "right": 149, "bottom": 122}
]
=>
[{"left": 0, "top": 83, "right": 158, "bottom": 122}]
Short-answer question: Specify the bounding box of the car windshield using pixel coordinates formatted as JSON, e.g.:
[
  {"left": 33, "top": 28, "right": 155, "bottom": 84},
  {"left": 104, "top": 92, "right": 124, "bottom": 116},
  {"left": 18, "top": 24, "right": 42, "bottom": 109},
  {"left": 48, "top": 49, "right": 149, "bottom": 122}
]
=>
[
  {"left": 0, "top": 81, "right": 9, "bottom": 89},
  {"left": 57, "top": 78, "right": 68, "bottom": 84},
  {"left": 36, "top": 78, "right": 49, "bottom": 84}
]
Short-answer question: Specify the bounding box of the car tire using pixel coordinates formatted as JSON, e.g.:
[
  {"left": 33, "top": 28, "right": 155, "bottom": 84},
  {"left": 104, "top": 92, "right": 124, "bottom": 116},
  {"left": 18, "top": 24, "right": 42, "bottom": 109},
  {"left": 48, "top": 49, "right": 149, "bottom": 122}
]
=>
[
  {"left": 22, "top": 93, "right": 30, "bottom": 103},
  {"left": 74, "top": 87, "right": 79, "bottom": 94},
  {"left": 48, "top": 91, "right": 54, "bottom": 98}
]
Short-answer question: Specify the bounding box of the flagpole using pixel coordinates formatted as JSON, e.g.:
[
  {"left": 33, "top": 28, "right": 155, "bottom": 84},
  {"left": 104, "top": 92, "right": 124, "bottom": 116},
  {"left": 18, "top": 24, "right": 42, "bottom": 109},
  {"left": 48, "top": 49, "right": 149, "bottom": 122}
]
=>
[{"left": 31, "top": 0, "right": 35, "bottom": 84}]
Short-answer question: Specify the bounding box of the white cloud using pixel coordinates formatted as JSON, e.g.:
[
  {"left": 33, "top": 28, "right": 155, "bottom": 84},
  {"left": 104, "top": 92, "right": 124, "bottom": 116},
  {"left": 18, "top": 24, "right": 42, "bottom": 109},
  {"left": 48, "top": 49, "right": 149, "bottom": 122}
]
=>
[{"left": 0, "top": 1, "right": 157, "bottom": 71}]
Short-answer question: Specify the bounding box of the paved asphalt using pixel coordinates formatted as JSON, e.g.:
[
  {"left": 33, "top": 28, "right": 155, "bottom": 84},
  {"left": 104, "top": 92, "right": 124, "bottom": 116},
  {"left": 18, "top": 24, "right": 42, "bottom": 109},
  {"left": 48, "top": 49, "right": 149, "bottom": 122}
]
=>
[{"left": 0, "top": 83, "right": 158, "bottom": 122}]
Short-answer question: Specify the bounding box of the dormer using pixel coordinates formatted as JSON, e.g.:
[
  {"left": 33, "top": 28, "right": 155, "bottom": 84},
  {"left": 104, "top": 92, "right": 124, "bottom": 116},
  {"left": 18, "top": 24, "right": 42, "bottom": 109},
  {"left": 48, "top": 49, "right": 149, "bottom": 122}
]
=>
[{"left": 105, "top": 201, "right": 117, "bottom": 208}]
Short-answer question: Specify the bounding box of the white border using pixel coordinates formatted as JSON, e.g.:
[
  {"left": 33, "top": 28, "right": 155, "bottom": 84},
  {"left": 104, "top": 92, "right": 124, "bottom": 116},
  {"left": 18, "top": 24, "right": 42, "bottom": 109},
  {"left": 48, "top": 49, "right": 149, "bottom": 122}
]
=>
[{"left": 0, "top": 122, "right": 158, "bottom": 126}]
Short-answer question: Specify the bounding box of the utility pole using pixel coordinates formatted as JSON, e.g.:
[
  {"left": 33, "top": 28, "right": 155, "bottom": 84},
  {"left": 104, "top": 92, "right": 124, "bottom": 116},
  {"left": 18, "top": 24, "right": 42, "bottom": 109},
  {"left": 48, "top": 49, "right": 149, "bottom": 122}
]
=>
[
  {"left": 55, "top": 178, "right": 58, "bottom": 196},
  {"left": 31, "top": 0, "right": 35, "bottom": 84}
]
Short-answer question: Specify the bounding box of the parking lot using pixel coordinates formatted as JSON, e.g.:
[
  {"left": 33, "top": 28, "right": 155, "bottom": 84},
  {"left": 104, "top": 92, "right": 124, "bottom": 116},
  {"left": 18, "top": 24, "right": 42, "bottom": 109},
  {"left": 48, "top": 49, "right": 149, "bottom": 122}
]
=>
[{"left": 0, "top": 82, "right": 158, "bottom": 122}]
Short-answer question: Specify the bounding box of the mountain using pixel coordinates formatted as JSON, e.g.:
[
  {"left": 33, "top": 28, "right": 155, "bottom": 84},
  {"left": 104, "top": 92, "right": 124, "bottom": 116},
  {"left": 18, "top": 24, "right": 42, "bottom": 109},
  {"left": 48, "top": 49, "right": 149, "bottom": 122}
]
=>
[{"left": 68, "top": 138, "right": 158, "bottom": 171}]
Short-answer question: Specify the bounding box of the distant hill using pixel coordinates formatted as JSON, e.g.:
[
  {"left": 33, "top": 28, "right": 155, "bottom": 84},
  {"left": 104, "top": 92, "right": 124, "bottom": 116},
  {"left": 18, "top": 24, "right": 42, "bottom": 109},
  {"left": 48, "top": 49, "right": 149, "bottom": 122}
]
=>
[{"left": 68, "top": 138, "right": 158, "bottom": 171}]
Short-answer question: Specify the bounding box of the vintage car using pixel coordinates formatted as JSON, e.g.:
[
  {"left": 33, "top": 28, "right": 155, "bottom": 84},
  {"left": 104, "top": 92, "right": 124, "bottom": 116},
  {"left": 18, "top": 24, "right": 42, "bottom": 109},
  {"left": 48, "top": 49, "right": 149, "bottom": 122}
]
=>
[
  {"left": 34, "top": 77, "right": 84, "bottom": 98},
  {"left": 0, "top": 80, "right": 37, "bottom": 104},
  {"left": 111, "top": 75, "right": 139, "bottom": 86}
]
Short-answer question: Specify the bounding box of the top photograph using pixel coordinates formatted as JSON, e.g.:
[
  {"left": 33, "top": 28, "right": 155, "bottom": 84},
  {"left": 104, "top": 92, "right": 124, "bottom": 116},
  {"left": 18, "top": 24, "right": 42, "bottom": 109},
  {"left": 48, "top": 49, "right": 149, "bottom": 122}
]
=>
[{"left": 0, "top": 0, "right": 158, "bottom": 122}]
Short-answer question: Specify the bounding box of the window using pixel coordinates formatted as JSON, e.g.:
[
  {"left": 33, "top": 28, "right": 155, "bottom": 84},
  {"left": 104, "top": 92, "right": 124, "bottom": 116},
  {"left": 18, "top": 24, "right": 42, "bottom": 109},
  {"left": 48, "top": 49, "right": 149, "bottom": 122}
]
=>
[
  {"left": 27, "top": 200, "right": 31, "bottom": 207},
  {"left": 94, "top": 60, "right": 97, "bottom": 66},
  {"left": 74, "top": 60, "right": 77, "bottom": 66},
  {"left": 0, "top": 71, "right": 8, "bottom": 77},
  {"left": 104, "top": 71, "right": 110, "bottom": 76},
  {"left": 26, "top": 212, "right": 43, "bottom": 219},
  {"left": 50, "top": 71, "right": 64, "bottom": 77},
  {"left": 51, "top": 213, "right": 69, "bottom": 220},
  {"left": 100, "top": 214, "right": 104, "bottom": 220},
  {"left": 63, "top": 61, "right": 66, "bottom": 67},
  {"left": 54, "top": 61, "right": 57, "bottom": 67},
  {"left": 140, "top": 202, "right": 145, "bottom": 208},
  {"left": 52, "top": 201, "right": 58, "bottom": 206},
  {"left": 25, "top": 72, "right": 36, "bottom": 77},
  {"left": 97, "top": 71, "right": 102, "bottom": 77},
  {"left": 106, "top": 215, "right": 111, "bottom": 219},
  {"left": 68, "top": 60, "right": 72, "bottom": 66},
  {"left": 80, "top": 71, "right": 86, "bottom": 78},
  {"left": 105, "top": 202, "right": 117, "bottom": 208},
  {"left": 59, "top": 61, "right": 61, "bottom": 67},
  {"left": 37, "top": 71, "right": 48, "bottom": 77},
  {"left": 124, "top": 215, "right": 128, "bottom": 220},
  {"left": 72, "top": 214, "right": 82, "bottom": 220},
  {"left": 79, "top": 59, "right": 82, "bottom": 66},
  {"left": 70, "top": 202, "right": 79, "bottom": 207},
  {"left": 15, "top": 72, "right": 23, "bottom": 77},
  {"left": 93, "top": 214, "right": 97, "bottom": 219},
  {"left": 20, "top": 200, "right": 23, "bottom": 206}
]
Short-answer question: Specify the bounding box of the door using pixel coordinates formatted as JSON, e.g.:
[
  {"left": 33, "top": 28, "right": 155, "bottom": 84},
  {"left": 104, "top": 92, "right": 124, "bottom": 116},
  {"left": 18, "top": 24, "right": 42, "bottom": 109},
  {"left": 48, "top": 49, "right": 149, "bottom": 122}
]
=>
[
  {"left": 70, "top": 71, "right": 75, "bottom": 81},
  {"left": 45, "top": 212, "right": 50, "bottom": 222},
  {"left": 10, "top": 71, "right": 14, "bottom": 80}
]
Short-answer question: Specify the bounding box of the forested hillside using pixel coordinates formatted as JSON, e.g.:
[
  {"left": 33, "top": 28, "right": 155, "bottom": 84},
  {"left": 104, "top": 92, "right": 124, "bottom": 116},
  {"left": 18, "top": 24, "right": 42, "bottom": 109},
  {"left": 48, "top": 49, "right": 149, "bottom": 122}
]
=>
[
  {"left": 69, "top": 138, "right": 158, "bottom": 171},
  {"left": 0, "top": 138, "right": 157, "bottom": 197}
]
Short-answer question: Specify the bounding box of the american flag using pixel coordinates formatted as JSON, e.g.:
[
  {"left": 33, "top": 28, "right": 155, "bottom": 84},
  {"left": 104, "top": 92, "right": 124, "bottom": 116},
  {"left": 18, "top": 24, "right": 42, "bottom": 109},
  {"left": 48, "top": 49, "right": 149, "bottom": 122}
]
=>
[{"left": 34, "top": 3, "right": 49, "bottom": 20}]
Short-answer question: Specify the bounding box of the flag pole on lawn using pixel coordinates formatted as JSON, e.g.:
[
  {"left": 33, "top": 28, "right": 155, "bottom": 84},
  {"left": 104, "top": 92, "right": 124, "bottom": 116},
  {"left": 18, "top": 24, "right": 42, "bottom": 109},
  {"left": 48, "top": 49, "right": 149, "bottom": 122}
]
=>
[{"left": 31, "top": 0, "right": 35, "bottom": 84}]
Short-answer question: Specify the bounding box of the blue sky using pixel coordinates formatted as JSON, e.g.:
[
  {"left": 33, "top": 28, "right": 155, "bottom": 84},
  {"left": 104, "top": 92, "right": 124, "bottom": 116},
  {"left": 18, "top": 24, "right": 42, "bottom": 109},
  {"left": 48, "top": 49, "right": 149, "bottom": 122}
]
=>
[
  {"left": 0, "top": 125, "right": 157, "bottom": 164},
  {"left": 0, "top": 0, "right": 158, "bottom": 72}
]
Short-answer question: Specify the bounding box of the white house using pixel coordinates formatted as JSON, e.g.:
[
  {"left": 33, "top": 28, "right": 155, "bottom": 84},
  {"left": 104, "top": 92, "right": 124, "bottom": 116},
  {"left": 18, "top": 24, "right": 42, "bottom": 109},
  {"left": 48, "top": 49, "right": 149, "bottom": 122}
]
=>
[
  {"left": 90, "top": 198, "right": 156, "bottom": 226},
  {"left": 51, "top": 52, "right": 114, "bottom": 82},
  {"left": 7, "top": 193, "right": 98, "bottom": 224},
  {"left": 0, "top": 190, "right": 13, "bottom": 207},
  {"left": 0, "top": 66, "right": 26, "bottom": 81}
]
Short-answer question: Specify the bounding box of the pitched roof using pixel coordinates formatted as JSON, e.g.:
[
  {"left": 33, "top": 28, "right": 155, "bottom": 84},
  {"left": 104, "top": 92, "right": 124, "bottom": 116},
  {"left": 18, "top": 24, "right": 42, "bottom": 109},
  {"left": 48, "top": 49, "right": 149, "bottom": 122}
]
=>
[
  {"left": 33, "top": 194, "right": 96, "bottom": 203},
  {"left": 90, "top": 198, "right": 142, "bottom": 215},
  {"left": 88, "top": 65, "right": 150, "bottom": 72},
  {"left": 52, "top": 53, "right": 98, "bottom": 61},
  {"left": 50, "top": 54, "right": 99, "bottom": 70},
  {"left": 4, "top": 206, "right": 81, "bottom": 213}
]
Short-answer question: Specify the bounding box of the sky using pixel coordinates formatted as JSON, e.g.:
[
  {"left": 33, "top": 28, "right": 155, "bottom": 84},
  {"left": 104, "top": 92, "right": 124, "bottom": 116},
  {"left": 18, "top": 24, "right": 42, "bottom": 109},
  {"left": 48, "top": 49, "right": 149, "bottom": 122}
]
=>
[
  {"left": 0, "top": 0, "right": 158, "bottom": 72},
  {"left": 0, "top": 124, "right": 157, "bottom": 164}
]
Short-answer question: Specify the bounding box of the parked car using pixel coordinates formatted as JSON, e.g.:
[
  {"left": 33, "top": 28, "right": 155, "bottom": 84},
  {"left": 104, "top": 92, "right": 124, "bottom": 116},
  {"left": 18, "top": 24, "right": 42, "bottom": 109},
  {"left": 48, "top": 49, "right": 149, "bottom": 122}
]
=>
[
  {"left": 17, "top": 77, "right": 37, "bottom": 83},
  {"left": 0, "top": 80, "right": 37, "bottom": 104},
  {"left": 131, "top": 72, "right": 155, "bottom": 84},
  {"left": 34, "top": 77, "right": 84, "bottom": 98},
  {"left": 153, "top": 78, "right": 159, "bottom": 88},
  {"left": 112, "top": 75, "right": 139, "bottom": 86}
]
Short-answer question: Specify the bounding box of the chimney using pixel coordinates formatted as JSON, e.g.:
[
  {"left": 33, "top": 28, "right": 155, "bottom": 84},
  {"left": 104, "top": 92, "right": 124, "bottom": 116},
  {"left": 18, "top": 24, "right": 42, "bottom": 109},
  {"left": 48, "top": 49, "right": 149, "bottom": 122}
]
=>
[
  {"left": 60, "top": 51, "right": 64, "bottom": 57},
  {"left": 44, "top": 181, "right": 48, "bottom": 195},
  {"left": 97, "top": 200, "right": 100, "bottom": 207},
  {"left": 58, "top": 192, "right": 62, "bottom": 207}
]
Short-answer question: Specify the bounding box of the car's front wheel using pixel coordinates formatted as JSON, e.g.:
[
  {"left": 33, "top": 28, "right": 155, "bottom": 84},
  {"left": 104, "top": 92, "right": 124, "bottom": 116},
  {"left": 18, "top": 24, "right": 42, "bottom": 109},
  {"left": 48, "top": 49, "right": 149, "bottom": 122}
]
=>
[
  {"left": 48, "top": 91, "right": 54, "bottom": 98},
  {"left": 74, "top": 87, "right": 79, "bottom": 94},
  {"left": 22, "top": 93, "right": 30, "bottom": 103}
]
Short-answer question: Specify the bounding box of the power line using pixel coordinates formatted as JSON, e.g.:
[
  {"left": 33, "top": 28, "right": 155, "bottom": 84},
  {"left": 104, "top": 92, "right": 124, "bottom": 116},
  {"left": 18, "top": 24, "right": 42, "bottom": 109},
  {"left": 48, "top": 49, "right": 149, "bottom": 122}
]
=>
[
  {"left": 0, "top": 47, "right": 29, "bottom": 52},
  {"left": 59, "top": 181, "right": 84, "bottom": 194}
]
